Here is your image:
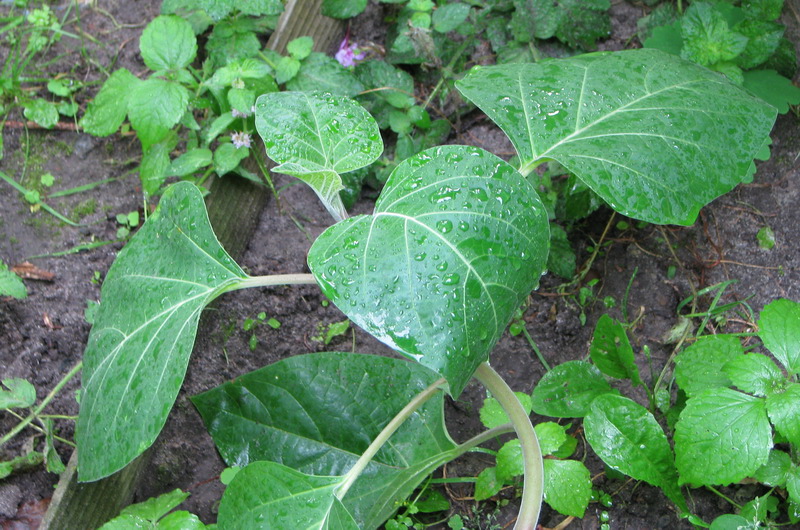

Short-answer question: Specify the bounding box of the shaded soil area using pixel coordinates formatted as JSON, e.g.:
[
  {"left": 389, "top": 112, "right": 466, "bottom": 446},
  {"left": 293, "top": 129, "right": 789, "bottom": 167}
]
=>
[{"left": 1, "top": 1, "right": 799, "bottom": 529}]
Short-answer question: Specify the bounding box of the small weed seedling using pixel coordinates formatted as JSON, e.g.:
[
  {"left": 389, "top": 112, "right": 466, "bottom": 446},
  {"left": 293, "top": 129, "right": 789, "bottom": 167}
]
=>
[
  {"left": 73, "top": 47, "right": 776, "bottom": 529},
  {"left": 242, "top": 311, "right": 280, "bottom": 351}
]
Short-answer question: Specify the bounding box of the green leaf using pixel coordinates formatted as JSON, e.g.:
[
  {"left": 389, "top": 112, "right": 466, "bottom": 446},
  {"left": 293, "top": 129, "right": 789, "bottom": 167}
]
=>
[
  {"left": 81, "top": 69, "right": 141, "bottom": 137},
  {"left": 275, "top": 56, "right": 301, "bottom": 84},
  {"left": 531, "top": 361, "right": 616, "bottom": 417},
  {"left": 203, "top": 112, "right": 235, "bottom": 146},
  {"left": 0, "top": 378, "right": 36, "bottom": 409},
  {"left": 432, "top": 3, "right": 470, "bottom": 33},
  {"left": 742, "top": 0, "right": 784, "bottom": 21},
  {"left": 77, "top": 182, "right": 248, "bottom": 481},
  {"left": 543, "top": 459, "right": 592, "bottom": 518},
  {"left": 496, "top": 439, "right": 523, "bottom": 480},
  {"left": 140, "top": 134, "right": 178, "bottom": 196},
  {"left": 474, "top": 467, "right": 503, "bottom": 501},
  {"left": 744, "top": 69, "right": 800, "bottom": 113},
  {"left": 120, "top": 488, "right": 189, "bottom": 521},
  {"left": 23, "top": 99, "right": 58, "bottom": 129},
  {"left": 287, "top": 36, "right": 314, "bottom": 60},
  {"left": 733, "top": 18, "right": 783, "bottom": 70},
  {"left": 756, "top": 225, "right": 776, "bottom": 249},
  {"left": 759, "top": 298, "right": 800, "bottom": 375},
  {"left": 205, "top": 19, "right": 261, "bottom": 67},
  {"left": 218, "top": 461, "right": 357, "bottom": 529},
  {"left": 455, "top": 49, "right": 776, "bottom": 225},
  {"left": 585, "top": 394, "right": 684, "bottom": 509},
  {"left": 766, "top": 383, "right": 800, "bottom": 446},
  {"left": 139, "top": 15, "right": 197, "bottom": 71},
  {"left": 0, "top": 261, "right": 26, "bottom": 299},
  {"left": 157, "top": 511, "right": 205, "bottom": 530},
  {"left": 788, "top": 467, "right": 800, "bottom": 506},
  {"left": 552, "top": 0, "right": 611, "bottom": 50},
  {"left": 255, "top": 91, "right": 382, "bottom": 220},
  {"left": 710, "top": 514, "right": 753, "bottom": 530},
  {"left": 128, "top": 79, "right": 189, "bottom": 149},
  {"left": 287, "top": 53, "right": 365, "bottom": 96},
  {"left": 589, "top": 314, "right": 642, "bottom": 385},
  {"left": 722, "top": 353, "right": 783, "bottom": 397},
  {"left": 193, "top": 352, "right": 457, "bottom": 528},
  {"left": 227, "top": 88, "right": 255, "bottom": 115},
  {"left": 169, "top": 148, "right": 213, "bottom": 177},
  {"left": 534, "top": 422, "right": 569, "bottom": 456},
  {"left": 207, "top": 58, "right": 271, "bottom": 88},
  {"left": 643, "top": 21, "right": 683, "bottom": 56},
  {"left": 546, "top": 224, "right": 576, "bottom": 279},
  {"left": 198, "top": 0, "right": 282, "bottom": 20},
  {"left": 307, "top": 145, "right": 549, "bottom": 396},
  {"left": 681, "top": 3, "right": 747, "bottom": 66},
  {"left": 674, "top": 335, "right": 743, "bottom": 397},
  {"left": 44, "top": 419, "right": 65, "bottom": 474},
  {"left": 674, "top": 388, "right": 771, "bottom": 486},
  {"left": 479, "top": 392, "right": 531, "bottom": 429},
  {"left": 213, "top": 143, "right": 249, "bottom": 175},
  {"left": 752, "top": 449, "right": 791, "bottom": 487},
  {"left": 322, "top": 0, "right": 367, "bottom": 19}
]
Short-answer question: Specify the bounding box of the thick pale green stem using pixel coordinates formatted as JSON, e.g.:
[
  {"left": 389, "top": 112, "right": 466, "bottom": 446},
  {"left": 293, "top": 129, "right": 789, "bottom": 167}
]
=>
[
  {"left": 230, "top": 273, "right": 318, "bottom": 291},
  {"left": 474, "top": 362, "right": 543, "bottom": 530},
  {"left": 0, "top": 360, "right": 83, "bottom": 447},
  {"left": 335, "top": 377, "right": 447, "bottom": 499}
]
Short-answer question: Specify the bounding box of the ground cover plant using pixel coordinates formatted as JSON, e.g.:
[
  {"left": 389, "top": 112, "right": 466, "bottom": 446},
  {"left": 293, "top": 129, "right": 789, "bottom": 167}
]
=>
[{"left": 72, "top": 42, "right": 777, "bottom": 528}]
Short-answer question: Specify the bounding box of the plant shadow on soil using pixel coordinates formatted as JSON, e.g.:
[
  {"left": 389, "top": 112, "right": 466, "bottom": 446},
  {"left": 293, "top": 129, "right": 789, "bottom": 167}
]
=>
[{"left": 1, "top": 1, "right": 800, "bottom": 529}]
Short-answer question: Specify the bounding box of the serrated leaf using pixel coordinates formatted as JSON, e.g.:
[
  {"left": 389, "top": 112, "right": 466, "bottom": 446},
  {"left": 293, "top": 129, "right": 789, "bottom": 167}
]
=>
[
  {"left": 733, "top": 18, "right": 783, "bottom": 70},
  {"left": 0, "top": 378, "right": 36, "bottom": 409},
  {"left": 157, "top": 511, "right": 205, "bottom": 530},
  {"left": 23, "top": 99, "right": 58, "bottom": 129},
  {"left": 722, "top": 353, "right": 783, "bottom": 397},
  {"left": 80, "top": 69, "right": 141, "bottom": 137},
  {"left": 287, "top": 53, "right": 365, "bottom": 97},
  {"left": 0, "top": 261, "right": 26, "bottom": 299},
  {"left": 432, "top": 3, "right": 470, "bottom": 33},
  {"left": 531, "top": 361, "right": 616, "bottom": 417},
  {"left": 128, "top": 79, "right": 189, "bottom": 149},
  {"left": 585, "top": 394, "right": 684, "bottom": 509},
  {"left": 479, "top": 392, "right": 531, "bottom": 429},
  {"left": 681, "top": 3, "right": 747, "bottom": 66},
  {"left": 217, "top": 462, "right": 357, "bottom": 529},
  {"left": 766, "top": 383, "right": 800, "bottom": 446},
  {"left": 255, "top": 91, "right": 382, "bottom": 221},
  {"left": 534, "top": 422, "right": 568, "bottom": 456},
  {"left": 355, "top": 60, "right": 415, "bottom": 110},
  {"left": 213, "top": 143, "right": 249, "bottom": 175},
  {"left": 474, "top": 467, "right": 502, "bottom": 501},
  {"left": 674, "top": 335, "right": 743, "bottom": 397},
  {"left": 322, "top": 0, "right": 368, "bottom": 19},
  {"left": 287, "top": 36, "right": 314, "bottom": 60},
  {"left": 140, "top": 134, "right": 178, "bottom": 196},
  {"left": 788, "top": 467, "right": 800, "bottom": 506},
  {"left": 77, "top": 182, "right": 248, "bottom": 481},
  {"left": 456, "top": 49, "right": 776, "bottom": 225},
  {"left": 169, "top": 148, "right": 213, "bottom": 177},
  {"left": 759, "top": 298, "right": 800, "bottom": 375},
  {"left": 552, "top": 0, "right": 611, "bottom": 50},
  {"left": 140, "top": 15, "right": 197, "bottom": 71},
  {"left": 496, "top": 439, "right": 523, "bottom": 481},
  {"left": 275, "top": 56, "right": 300, "bottom": 84},
  {"left": 752, "top": 449, "right": 791, "bottom": 487},
  {"left": 589, "top": 314, "right": 642, "bottom": 385},
  {"left": 543, "top": 459, "right": 592, "bottom": 518},
  {"left": 675, "top": 388, "right": 771, "bottom": 486},
  {"left": 118, "top": 488, "right": 189, "bottom": 521},
  {"left": 198, "top": 0, "right": 282, "bottom": 20},
  {"left": 193, "top": 352, "right": 457, "bottom": 528},
  {"left": 307, "top": 145, "right": 549, "bottom": 396}
]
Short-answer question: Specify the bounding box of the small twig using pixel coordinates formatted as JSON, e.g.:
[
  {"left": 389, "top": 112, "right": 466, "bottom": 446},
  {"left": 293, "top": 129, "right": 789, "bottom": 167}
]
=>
[{"left": 4, "top": 120, "right": 78, "bottom": 131}]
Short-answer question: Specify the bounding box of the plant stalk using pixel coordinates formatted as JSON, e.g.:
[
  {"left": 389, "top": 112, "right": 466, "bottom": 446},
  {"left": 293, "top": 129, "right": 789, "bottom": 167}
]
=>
[
  {"left": 0, "top": 360, "right": 82, "bottom": 447},
  {"left": 229, "top": 273, "right": 318, "bottom": 291},
  {"left": 474, "top": 362, "right": 543, "bottom": 530},
  {"left": 335, "top": 377, "right": 448, "bottom": 499}
]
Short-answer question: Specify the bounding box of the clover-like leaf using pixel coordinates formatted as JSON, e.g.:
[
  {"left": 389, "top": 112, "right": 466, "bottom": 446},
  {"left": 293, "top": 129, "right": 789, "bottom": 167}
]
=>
[
  {"left": 193, "top": 352, "right": 457, "bottom": 528},
  {"left": 456, "top": 48, "right": 776, "bottom": 225},
  {"left": 307, "top": 145, "right": 549, "bottom": 396},
  {"left": 255, "top": 91, "right": 382, "bottom": 221},
  {"left": 77, "top": 182, "right": 248, "bottom": 481}
]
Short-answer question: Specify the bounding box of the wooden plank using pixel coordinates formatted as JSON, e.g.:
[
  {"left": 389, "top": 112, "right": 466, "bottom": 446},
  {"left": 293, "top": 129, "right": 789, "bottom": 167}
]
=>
[{"left": 40, "top": 4, "right": 343, "bottom": 528}]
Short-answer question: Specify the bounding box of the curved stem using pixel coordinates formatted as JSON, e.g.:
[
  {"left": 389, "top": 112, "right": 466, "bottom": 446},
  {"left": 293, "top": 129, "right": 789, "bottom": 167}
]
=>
[
  {"left": 230, "top": 273, "right": 318, "bottom": 291},
  {"left": 0, "top": 360, "right": 82, "bottom": 447},
  {"left": 335, "top": 377, "right": 447, "bottom": 499},
  {"left": 474, "top": 362, "right": 543, "bottom": 530}
]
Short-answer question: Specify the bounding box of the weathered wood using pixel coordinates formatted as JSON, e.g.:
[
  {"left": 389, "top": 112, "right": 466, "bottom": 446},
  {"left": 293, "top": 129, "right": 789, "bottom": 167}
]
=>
[{"left": 40, "top": 3, "right": 344, "bottom": 529}]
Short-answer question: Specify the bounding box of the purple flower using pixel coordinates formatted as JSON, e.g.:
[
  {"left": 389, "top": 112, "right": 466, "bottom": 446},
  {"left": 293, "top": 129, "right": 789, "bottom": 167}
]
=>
[
  {"left": 231, "top": 132, "right": 252, "bottom": 149},
  {"left": 335, "top": 37, "right": 365, "bottom": 68}
]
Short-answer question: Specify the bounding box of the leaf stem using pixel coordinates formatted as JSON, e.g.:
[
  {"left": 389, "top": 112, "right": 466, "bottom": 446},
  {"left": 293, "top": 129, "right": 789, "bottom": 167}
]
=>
[
  {"left": 474, "top": 362, "right": 542, "bottom": 530},
  {"left": 230, "top": 273, "right": 318, "bottom": 291},
  {"left": 0, "top": 360, "right": 82, "bottom": 448},
  {"left": 335, "top": 377, "right": 447, "bottom": 499}
]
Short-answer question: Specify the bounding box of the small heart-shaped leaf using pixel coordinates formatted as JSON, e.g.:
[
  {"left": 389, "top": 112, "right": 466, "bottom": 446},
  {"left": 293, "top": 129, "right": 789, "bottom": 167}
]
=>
[
  {"left": 255, "top": 91, "right": 383, "bottom": 220},
  {"left": 308, "top": 145, "right": 549, "bottom": 395}
]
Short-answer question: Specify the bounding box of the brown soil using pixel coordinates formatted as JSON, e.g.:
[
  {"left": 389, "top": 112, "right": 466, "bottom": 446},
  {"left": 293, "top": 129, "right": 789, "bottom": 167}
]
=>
[{"left": 1, "top": 1, "right": 799, "bottom": 529}]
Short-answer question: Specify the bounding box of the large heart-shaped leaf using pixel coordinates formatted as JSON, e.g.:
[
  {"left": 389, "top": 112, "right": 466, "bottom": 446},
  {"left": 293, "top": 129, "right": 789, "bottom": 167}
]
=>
[
  {"left": 77, "top": 182, "right": 247, "bottom": 481},
  {"left": 218, "top": 461, "right": 358, "bottom": 529},
  {"left": 456, "top": 48, "right": 777, "bottom": 225},
  {"left": 193, "top": 352, "right": 458, "bottom": 528},
  {"left": 255, "top": 91, "right": 383, "bottom": 221},
  {"left": 307, "top": 145, "right": 549, "bottom": 395}
]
